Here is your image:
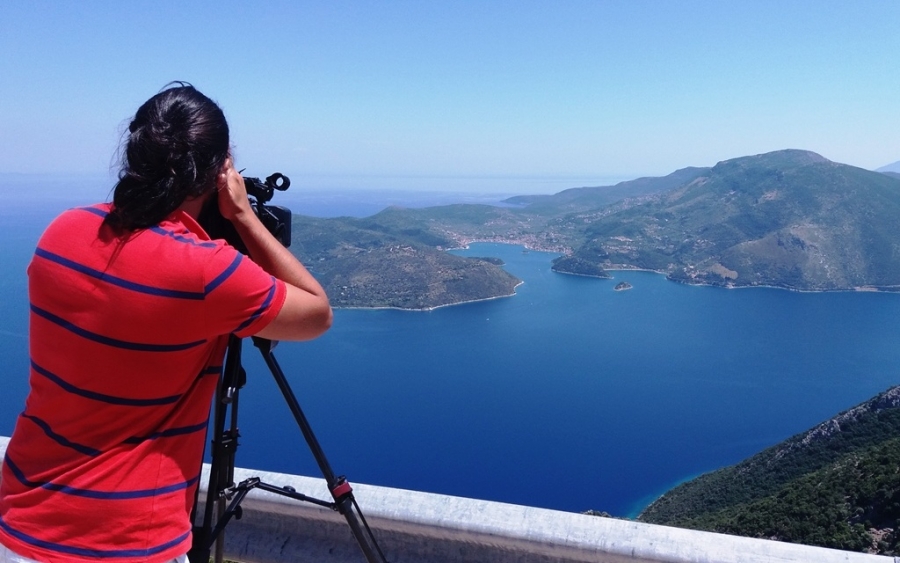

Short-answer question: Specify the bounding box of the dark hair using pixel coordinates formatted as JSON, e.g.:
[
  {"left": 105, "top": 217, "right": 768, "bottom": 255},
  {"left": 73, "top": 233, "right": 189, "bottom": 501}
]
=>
[{"left": 105, "top": 82, "right": 229, "bottom": 230}]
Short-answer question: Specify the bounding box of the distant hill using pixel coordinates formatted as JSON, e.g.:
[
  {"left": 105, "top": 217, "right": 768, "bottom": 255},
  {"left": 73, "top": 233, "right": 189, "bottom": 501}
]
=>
[
  {"left": 290, "top": 149, "right": 900, "bottom": 308},
  {"left": 289, "top": 214, "right": 520, "bottom": 309},
  {"left": 555, "top": 150, "right": 900, "bottom": 290},
  {"left": 876, "top": 160, "right": 900, "bottom": 173},
  {"left": 503, "top": 167, "right": 709, "bottom": 213},
  {"left": 638, "top": 386, "right": 900, "bottom": 555}
]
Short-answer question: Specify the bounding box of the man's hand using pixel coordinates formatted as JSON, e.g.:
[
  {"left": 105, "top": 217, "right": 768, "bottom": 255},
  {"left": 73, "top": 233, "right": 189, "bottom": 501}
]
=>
[
  {"left": 216, "top": 158, "right": 253, "bottom": 221},
  {"left": 216, "top": 157, "right": 333, "bottom": 342}
]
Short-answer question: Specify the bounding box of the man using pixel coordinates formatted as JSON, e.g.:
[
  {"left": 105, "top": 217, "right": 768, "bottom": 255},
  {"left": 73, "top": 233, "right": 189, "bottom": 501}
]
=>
[{"left": 0, "top": 84, "right": 332, "bottom": 563}]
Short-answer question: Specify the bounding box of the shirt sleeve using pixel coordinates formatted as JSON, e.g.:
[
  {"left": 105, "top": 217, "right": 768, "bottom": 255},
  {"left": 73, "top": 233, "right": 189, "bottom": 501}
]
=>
[{"left": 201, "top": 245, "right": 288, "bottom": 338}]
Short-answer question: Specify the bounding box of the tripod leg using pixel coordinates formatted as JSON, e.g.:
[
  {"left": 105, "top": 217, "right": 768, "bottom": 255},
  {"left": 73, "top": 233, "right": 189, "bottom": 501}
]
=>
[
  {"left": 252, "top": 337, "right": 389, "bottom": 563},
  {"left": 190, "top": 335, "right": 246, "bottom": 563}
]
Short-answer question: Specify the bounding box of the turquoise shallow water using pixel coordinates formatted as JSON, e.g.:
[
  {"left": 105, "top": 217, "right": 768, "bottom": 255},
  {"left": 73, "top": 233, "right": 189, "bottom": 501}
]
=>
[{"left": 2, "top": 188, "right": 899, "bottom": 517}]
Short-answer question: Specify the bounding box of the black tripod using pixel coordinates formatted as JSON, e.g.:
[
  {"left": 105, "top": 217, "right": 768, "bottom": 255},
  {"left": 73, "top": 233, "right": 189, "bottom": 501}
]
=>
[{"left": 188, "top": 335, "right": 389, "bottom": 563}]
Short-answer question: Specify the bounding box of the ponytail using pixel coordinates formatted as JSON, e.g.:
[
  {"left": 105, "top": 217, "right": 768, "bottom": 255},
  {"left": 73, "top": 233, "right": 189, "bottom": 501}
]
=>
[{"left": 105, "top": 83, "right": 229, "bottom": 231}]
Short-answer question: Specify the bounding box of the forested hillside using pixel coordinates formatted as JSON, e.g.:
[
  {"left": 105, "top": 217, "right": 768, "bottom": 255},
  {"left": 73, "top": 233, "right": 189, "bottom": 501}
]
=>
[
  {"left": 289, "top": 214, "right": 520, "bottom": 309},
  {"left": 638, "top": 386, "right": 900, "bottom": 555},
  {"left": 556, "top": 150, "right": 900, "bottom": 289}
]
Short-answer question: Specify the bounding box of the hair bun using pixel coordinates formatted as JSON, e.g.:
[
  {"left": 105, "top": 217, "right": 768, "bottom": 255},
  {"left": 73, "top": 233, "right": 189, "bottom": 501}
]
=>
[{"left": 107, "top": 83, "right": 229, "bottom": 230}]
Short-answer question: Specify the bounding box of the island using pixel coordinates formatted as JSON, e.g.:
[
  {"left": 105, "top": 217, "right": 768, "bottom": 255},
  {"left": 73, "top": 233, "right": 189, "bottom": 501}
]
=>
[{"left": 614, "top": 281, "right": 632, "bottom": 291}]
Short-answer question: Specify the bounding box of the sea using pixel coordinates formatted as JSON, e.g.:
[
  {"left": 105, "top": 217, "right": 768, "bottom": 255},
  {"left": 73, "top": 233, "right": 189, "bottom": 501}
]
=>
[{"left": 1, "top": 174, "right": 899, "bottom": 518}]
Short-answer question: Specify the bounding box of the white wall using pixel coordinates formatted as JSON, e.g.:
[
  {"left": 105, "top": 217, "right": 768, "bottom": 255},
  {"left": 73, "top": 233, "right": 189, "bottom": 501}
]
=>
[{"left": 0, "top": 437, "right": 895, "bottom": 563}]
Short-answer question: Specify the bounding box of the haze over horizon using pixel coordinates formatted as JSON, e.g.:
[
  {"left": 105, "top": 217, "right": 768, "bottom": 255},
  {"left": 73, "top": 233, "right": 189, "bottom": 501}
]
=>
[{"left": 1, "top": 1, "right": 898, "bottom": 195}]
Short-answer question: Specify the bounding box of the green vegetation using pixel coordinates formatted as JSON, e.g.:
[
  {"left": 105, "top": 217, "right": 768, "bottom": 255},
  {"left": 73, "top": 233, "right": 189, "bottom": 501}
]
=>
[
  {"left": 564, "top": 150, "right": 900, "bottom": 290},
  {"left": 638, "top": 386, "right": 900, "bottom": 555},
  {"left": 551, "top": 255, "right": 611, "bottom": 277},
  {"left": 289, "top": 214, "right": 519, "bottom": 309},
  {"left": 289, "top": 149, "right": 900, "bottom": 308}
]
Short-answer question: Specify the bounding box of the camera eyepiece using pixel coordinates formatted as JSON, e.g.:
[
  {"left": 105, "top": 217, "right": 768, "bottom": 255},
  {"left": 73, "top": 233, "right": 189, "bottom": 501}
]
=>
[{"left": 243, "top": 172, "right": 290, "bottom": 205}]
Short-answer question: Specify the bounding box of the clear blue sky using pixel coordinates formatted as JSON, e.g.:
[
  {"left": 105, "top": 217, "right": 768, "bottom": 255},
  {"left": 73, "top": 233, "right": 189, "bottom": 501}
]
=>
[{"left": 1, "top": 1, "right": 898, "bottom": 193}]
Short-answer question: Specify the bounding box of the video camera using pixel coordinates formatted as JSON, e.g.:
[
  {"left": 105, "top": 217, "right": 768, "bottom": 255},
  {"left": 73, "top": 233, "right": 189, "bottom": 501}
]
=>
[{"left": 200, "top": 172, "right": 292, "bottom": 254}]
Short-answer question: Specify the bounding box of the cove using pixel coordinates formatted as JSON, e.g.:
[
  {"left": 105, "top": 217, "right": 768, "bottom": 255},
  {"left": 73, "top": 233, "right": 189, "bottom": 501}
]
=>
[{"left": 2, "top": 194, "right": 899, "bottom": 517}]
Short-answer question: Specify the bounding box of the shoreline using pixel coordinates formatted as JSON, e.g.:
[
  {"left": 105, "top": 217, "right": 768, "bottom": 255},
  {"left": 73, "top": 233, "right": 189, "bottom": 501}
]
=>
[
  {"left": 336, "top": 242, "right": 900, "bottom": 311},
  {"left": 335, "top": 280, "right": 525, "bottom": 312},
  {"left": 448, "top": 238, "right": 568, "bottom": 255},
  {"left": 569, "top": 264, "right": 900, "bottom": 295}
]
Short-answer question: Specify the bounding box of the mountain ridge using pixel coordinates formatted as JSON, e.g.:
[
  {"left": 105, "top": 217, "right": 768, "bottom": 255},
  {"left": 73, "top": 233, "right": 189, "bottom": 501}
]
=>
[
  {"left": 290, "top": 149, "right": 900, "bottom": 308},
  {"left": 554, "top": 149, "right": 900, "bottom": 290},
  {"left": 876, "top": 160, "right": 900, "bottom": 173}
]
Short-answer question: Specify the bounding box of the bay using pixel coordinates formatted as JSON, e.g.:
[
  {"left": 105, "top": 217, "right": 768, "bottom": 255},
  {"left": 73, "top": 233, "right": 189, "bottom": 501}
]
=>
[{"left": 1, "top": 185, "right": 899, "bottom": 518}]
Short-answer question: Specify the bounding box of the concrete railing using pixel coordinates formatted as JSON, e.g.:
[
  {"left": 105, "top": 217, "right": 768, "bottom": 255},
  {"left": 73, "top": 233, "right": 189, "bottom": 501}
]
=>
[{"left": 1, "top": 436, "right": 896, "bottom": 563}]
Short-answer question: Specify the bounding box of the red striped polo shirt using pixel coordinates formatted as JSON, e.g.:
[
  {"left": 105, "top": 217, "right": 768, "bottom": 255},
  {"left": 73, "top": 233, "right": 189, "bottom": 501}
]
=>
[{"left": 0, "top": 203, "right": 287, "bottom": 562}]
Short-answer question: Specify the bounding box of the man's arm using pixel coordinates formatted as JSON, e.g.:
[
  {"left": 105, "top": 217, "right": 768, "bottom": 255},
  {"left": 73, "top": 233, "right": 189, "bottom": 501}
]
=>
[{"left": 217, "top": 159, "right": 333, "bottom": 341}]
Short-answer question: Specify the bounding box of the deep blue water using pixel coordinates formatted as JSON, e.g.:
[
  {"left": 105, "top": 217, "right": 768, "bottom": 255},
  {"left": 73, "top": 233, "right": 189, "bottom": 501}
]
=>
[{"left": 2, "top": 184, "right": 899, "bottom": 518}]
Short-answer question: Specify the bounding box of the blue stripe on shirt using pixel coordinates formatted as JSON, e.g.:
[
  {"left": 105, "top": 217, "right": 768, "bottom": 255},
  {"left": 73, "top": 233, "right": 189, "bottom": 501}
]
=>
[
  {"left": 76, "top": 206, "right": 108, "bottom": 219},
  {"left": 124, "top": 421, "right": 208, "bottom": 444},
  {"left": 204, "top": 253, "right": 243, "bottom": 294},
  {"left": 233, "top": 278, "right": 278, "bottom": 333},
  {"left": 30, "top": 304, "right": 206, "bottom": 352},
  {"left": 21, "top": 414, "right": 102, "bottom": 457},
  {"left": 149, "top": 225, "right": 218, "bottom": 248},
  {"left": 31, "top": 360, "right": 182, "bottom": 406},
  {"left": 3, "top": 455, "right": 199, "bottom": 499},
  {"left": 33, "top": 248, "right": 205, "bottom": 300},
  {"left": 0, "top": 515, "right": 190, "bottom": 559}
]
